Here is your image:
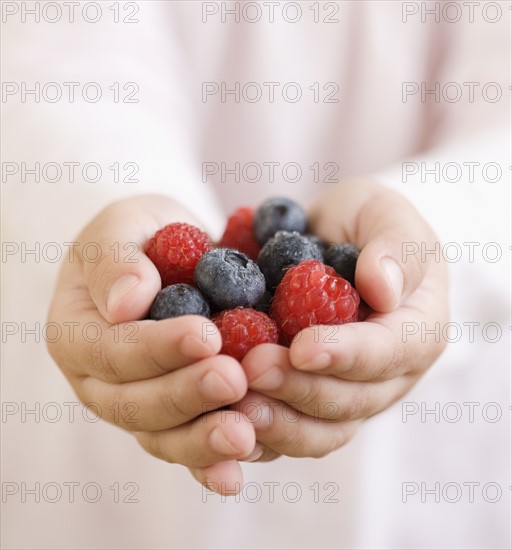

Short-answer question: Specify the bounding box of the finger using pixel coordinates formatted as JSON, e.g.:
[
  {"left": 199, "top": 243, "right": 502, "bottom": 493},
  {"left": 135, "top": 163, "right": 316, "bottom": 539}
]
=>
[
  {"left": 190, "top": 461, "right": 244, "bottom": 496},
  {"left": 135, "top": 411, "right": 256, "bottom": 468},
  {"left": 243, "top": 344, "right": 417, "bottom": 420},
  {"left": 309, "top": 183, "right": 440, "bottom": 312},
  {"left": 77, "top": 195, "right": 206, "bottom": 324},
  {"left": 291, "top": 321, "right": 405, "bottom": 381},
  {"left": 91, "top": 316, "right": 222, "bottom": 383},
  {"left": 289, "top": 272, "right": 448, "bottom": 381},
  {"left": 49, "top": 287, "right": 221, "bottom": 383},
  {"left": 232, "top": 391, "right": 362, "bottom": 458},
  {"left": 189, "top": 447, "right": 281, "bottom": 496},
  {"left": 74, "top": 354, "right": 247, "bottom": 431},
  {"left": 353, "top": 194, "right": 431, "bottom": 312}
]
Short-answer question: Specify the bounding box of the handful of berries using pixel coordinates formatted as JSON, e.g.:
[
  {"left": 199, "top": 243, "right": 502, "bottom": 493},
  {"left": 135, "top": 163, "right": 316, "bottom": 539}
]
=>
[{"left": 146, "top": 197, "right": 362, "bottom": 360}]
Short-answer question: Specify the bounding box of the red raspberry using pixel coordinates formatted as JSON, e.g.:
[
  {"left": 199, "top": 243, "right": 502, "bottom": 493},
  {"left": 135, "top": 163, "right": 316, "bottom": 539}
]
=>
[
  {"left": 270, "top": 260, "right": 360, "bottom": 345},
  {"left": 219, "top": 207, "right": 261, "bottom": 260},
  {"left": 212, "top": 308, "right": 279, "bottom": 360},
  {"left": 146, "top": 223, "right": 212, "bottom": 287}
]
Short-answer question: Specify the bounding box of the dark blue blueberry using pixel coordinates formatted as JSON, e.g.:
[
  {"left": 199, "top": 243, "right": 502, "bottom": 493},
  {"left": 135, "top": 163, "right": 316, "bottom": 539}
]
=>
[
  {"left": 253, "top": 197, "right": 307, "bottom": 245},
  {"left": 149, "top": 283, "right": 210, "bottom": 320},
  {"left": 257, "top": 231, "right": 323, "bottom": 290},
  {"left": 194, "top": 248, "right": 266, "bottom": 310},
  {"left": 324, "top": 243, "right": 360, "bottom": 286},
  {"left": 304, "top": 234, "right": 329, "bottom": 259},
  {"left": 253, "top": 289, "right": 273, "bottom": 314}
]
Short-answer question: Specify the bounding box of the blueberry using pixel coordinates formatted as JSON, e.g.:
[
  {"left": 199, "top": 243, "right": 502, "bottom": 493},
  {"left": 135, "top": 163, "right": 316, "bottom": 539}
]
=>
[
  {"left": 257, "top": 231, "right": 323, "bottom": 289},
  {"left": 304, "top": 234, "right": 329, "bottom": 259},
  {"left": 149, "top": 283, "right": 210, "bottom": 320},
  {"left": 253, "top": 289, "right": 273, "bottom": 314},
  {"left": 253, "top": 197, "right": 307, "bottom": 245},
  {"left": 194, "top": 248, "right": 266, "bottom": 310},
  {"left": 324, "top": 243, "right": 360, "bottom": 286}
]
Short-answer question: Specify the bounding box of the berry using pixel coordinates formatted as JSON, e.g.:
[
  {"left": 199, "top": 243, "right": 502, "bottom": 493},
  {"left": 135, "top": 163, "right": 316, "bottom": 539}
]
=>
[
  {"left": 270, "top": 260, "right": 360, "bottom": 345},
  {"left": 253, "top": 289, "right": 273, "bottom": 314},
  {"left": 323, "top": 243, "right": 360, "bottom": 287},
  {"left": 194, "top": 248, "right": 266, "bottom": 310},
  {"left": 305, "top": 234, "right": 329, "bottom": 258},
  {"left": 149, "top": 284, "right": 210, "bottom": 320},
  {"left": 253, "top": 197, "right": 307, "bottom": 244},
  {"left": 356, "top": 299, "right": 372, "bottom": 322},
  {"left": 212, "top": 308, "right": 279, "bottom": 360},
  {"left": 257, "top": 231, "right": 323, "bottom": 290},
  {"left": 146, "top": 223, "right": 212, "bottom": 287},
  {"left": 219, "top": 207, "right": 261, "bottom": 260}
]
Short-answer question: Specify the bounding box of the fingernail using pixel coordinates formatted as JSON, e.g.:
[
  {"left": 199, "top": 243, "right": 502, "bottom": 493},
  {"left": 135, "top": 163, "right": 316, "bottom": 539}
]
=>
[
  {"left": 209, "top": 427, "right": 239, "bottom": 455},
  {"left": 107, "top": 274, "right": 139, "bottom": 314},
  {"left": 297, "top": 352, "right": 331, "bottom": 371},
  {"left": 380, "top": 257, "right": 403, "bottom": 307},
  {"left": 250, "top": 365, "right": 284, "bottom": 390},
  {"left": 244, "top": 443, "right": 264, "bottom": 462},
  {"left": 200, "top": 371, "right": 236, "bottom": 401}
]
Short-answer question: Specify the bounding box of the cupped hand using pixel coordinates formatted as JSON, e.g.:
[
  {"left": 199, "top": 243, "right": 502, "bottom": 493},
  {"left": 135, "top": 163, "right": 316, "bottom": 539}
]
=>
[
  {"left": 47, "top": 195, "right": 258, "bottom": 495},
  {"left": 235, "top": 181, "right": 449, "bottom": 460}
]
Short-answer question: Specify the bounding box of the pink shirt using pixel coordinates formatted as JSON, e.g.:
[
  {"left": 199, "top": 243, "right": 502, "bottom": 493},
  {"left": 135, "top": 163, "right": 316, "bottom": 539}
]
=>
[{"left": 2, "top": 2, "right": 510, "bottom": 548}]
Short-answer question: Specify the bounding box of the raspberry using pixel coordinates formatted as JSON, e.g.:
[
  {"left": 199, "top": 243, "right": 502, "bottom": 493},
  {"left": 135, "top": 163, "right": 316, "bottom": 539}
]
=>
[
  {"left": 253, "top": 197, "right": 307, "bottom": 245},
  {"left": 212, "top": 308, "right": 279, "bottom": 360},
  {"left": 149, "top": 284, "right": 210, "bottom": 320},
  {"left": 146, "top": 223, "right": 212, "bottom": 287},
  {"left": 219, "top": 207, "right": 261, "bottom": 260},
  {"left": 270, "top": 260, "right": 360, "bottom": 345}
]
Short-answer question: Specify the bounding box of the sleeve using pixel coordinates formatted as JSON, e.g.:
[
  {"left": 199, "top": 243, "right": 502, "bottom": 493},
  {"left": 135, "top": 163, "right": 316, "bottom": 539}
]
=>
[
  {"left": 1, "top": 2, "right": 225, "bottom": 240},
  {"left": 369, "top": 13, "right": 510, "bottom": 246}
]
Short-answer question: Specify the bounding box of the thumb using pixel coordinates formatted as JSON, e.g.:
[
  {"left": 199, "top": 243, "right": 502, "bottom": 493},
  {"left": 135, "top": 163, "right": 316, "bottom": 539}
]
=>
[
  {"left": 354, "top": 192, "right": 435, "bottom": 312},
  {"left": 78, "top": 195, "right": 201, "bottom": 324},
  {"left": 311, "top": 185, "right": 434, "bottom": 313}
]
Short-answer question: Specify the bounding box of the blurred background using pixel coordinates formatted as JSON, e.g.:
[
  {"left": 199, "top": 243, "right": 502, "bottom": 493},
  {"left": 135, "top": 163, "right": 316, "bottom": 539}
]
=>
[{"left": 1, "top": 1, "right": 510, "bottom": 548}]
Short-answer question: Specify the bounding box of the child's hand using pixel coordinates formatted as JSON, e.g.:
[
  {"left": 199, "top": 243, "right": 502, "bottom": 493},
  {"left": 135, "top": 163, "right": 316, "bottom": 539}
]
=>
[
  {"left": 47, "top": 195, "right": 257, "bottom": 495},
  {"left": 234, "top": 181, "right": 449, "bottom": 460}
]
